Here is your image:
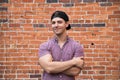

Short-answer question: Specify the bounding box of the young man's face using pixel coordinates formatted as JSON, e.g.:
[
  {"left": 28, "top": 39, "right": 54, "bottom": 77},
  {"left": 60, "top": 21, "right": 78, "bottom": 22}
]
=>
[{"left": 51, "top": 17, "right": 68, "bottom": 35}]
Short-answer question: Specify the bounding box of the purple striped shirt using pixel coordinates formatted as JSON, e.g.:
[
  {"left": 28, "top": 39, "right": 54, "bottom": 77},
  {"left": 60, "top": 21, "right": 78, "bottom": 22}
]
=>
[{"left": 38, "top": 36, "right": 84, "bottom": 80}]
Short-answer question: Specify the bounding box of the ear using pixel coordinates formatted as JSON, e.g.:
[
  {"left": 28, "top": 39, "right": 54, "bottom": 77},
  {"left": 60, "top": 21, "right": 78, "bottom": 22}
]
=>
[{"left": 65, "top": 21, "right": 69, "bottom": 28}]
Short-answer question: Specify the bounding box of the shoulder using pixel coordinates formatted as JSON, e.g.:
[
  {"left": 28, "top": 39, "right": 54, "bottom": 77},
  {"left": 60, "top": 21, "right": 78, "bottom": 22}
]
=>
[{"left": 39, "top": 38, "right": 54, "bottom": 49}]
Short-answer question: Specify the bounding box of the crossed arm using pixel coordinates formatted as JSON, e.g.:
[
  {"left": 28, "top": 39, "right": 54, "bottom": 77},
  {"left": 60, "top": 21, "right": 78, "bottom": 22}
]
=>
[{"left": 39, "top": 54, "right": 84, "bottom": 76}]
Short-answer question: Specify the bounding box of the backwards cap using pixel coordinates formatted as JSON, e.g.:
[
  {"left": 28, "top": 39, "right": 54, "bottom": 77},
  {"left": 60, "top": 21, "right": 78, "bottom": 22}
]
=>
[{"left": 51, "top": 11, "right": 71, "bottom": 30}]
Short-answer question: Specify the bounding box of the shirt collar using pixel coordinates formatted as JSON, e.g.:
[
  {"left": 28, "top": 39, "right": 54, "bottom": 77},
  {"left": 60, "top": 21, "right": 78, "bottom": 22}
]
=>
[{"left": 53, "top": 35, "right": 70, "bottom": 43}]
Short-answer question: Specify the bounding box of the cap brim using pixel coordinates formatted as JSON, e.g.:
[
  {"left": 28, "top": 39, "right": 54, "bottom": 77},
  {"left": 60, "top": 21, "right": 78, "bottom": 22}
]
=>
[{"left": 66, "top": 24, "right": 71, "bottom": 30}]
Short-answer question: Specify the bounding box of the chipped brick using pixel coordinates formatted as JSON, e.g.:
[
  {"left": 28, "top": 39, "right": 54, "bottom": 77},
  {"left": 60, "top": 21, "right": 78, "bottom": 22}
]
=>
[
  {"left": 47, "top": 0, "right": 58, "bottom": 3},
  {"left": 94, "top": 23, "right": 105, "bottom": 27},
  {"left": 0, "top": 19, "right": 8, "bottom": 23},
  {"left": 63, "top": 3, "right": 74, "bottom": 7},
  {"left": 83, "top": 0, "right": 95, "bottom": 3},
  {"left": 100, "top": 2, "right": 112, "bottom": 6},
  {"left": 96, "top": 0, "right": 107, "bottom": 2},
  {"left": 71, "top": 24, "right": 81, "bottom": 27},
  {"left": 30, "top": 74, "right": 41, "bottom": 78},
  {"left": 33, "top": 24, "right": 45, "bottom": 27},
  {"left": 0, "top": 0, "right": 8, "bottom": 3},
  {"left": 59, "top": 0, "right": 70, "bottom": 3},
  {"left": 82, "top": 24, "right": 93, "bottom": 27},
  {"left": 0, "top": 7, "right": 7, "bottom": 11}
]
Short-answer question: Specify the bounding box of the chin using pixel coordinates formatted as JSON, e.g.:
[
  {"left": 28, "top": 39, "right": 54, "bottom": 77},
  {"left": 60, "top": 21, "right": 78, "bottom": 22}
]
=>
[{"left": 54, "top": 32, "right": 62, "bottom": 35}]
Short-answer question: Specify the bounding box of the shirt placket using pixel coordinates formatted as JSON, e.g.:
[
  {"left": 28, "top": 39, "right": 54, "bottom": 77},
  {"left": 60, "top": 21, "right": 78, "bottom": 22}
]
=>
[{"left": 59, "top": 74, "right": 63, "bottom": 80}]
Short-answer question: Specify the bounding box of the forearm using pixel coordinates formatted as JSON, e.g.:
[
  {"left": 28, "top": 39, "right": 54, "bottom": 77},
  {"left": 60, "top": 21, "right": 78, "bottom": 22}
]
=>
[
  {"left": 44, "top": 59, "right": 75, "bottom": 73},
  {"left": 63, "top": 66, "right": 82, "bottom": 76}
]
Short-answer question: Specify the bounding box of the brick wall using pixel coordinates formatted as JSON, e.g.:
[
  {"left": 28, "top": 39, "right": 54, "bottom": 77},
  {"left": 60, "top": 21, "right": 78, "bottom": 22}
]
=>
[{"left": 0, "top": 0, "right": 120, "bottom": 80}]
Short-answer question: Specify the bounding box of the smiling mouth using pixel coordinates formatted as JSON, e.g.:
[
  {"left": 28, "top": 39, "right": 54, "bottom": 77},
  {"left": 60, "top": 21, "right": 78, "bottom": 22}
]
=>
[
  {"left": 54, "top": 29, "right": 59, "bottom": 32},
  {"left": 54, "top": 28, "right": 60, "bottom": 31}
]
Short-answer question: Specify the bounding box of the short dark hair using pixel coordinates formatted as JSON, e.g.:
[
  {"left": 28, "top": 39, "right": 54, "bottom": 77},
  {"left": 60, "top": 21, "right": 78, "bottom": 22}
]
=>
[{"left": 51, "top": 11, "right": 71, "bottom": 30}]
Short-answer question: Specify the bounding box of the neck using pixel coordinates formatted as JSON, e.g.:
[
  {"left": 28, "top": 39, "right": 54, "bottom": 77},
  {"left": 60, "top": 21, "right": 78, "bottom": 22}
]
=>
[{"left": 56, "top": 32, "right": 67, "bottom": 43}]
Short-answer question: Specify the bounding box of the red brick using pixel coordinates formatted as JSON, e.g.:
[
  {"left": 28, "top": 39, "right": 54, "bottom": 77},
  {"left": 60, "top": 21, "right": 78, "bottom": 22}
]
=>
[
  {"left": 99, "top": 62, "right": 111, "bottom": 66},
  {"left": 35, "top": 0, "right": 45, "bottom": 3},
  {"left": 4, "top": 74, "right": 16, "bottom": 79},
  {"left": 86, "top": 53, "right": 98, "bottom": 57},
  {"left": 17, "top": 74, "right": 29, "bottom": 78},
  {"left": 107, "top": 6, "right": 119, "bottom": 11},
  {"left": 18, "top": 66, "right": 30, "bottom": 69},
  {"left": 114, "top": 10, "right": 120, "bottom": 14},
  {"left": 108, "top": 15, "right": 120, "bottom": 19},
  {"left": 22, "top": 0, "right": 33, "bottom": 2},
  {"left": 107, "top": 66, "right": 119, "bottom": 70},
  {"left": 84, "top": 57, "right": 93, "bottom": 61},
  {"left": 0, "top": 57, "right": 6, "bottom": 61},
  {"left": 93, "top": 58, "right": 105, "bottom": 61},
  {"left": 93, "top": 75, "right": 105, "bottom": 79},
  {"left": 101, "top": 10, "right": 113, "bottom": 14},
  {"left": 76, "top": 75, "right": 91, "bottom": 79},
  {"left": 50, "top": 4, "right": 62, "bottom": 7},
  {"left": 87, "top": 11, "right": 99, "bottom": 14},
  {"left": 113, "top": 28, "right": 120, "bottom": 31},
  {"left": 82, "top": 6, "right": 94, "bottom": 11}
]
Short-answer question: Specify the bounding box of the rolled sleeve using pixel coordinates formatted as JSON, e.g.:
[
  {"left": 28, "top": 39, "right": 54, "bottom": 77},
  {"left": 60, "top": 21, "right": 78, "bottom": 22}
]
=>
[
  {"left": 38, "top": 42, "right": 51, "bottom": 58},
  {"left": 74, "top": 43, "right": 84, "bottom": 57}
]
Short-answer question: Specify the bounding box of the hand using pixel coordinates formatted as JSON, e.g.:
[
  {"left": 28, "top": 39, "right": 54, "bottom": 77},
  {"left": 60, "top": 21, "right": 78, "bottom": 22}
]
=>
[{"left": 72, "top": 56, "right": 84, "bottom": 69}]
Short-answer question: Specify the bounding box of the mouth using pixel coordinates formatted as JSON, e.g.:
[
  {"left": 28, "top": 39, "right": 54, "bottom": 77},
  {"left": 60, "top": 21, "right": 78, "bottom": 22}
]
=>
[{"left": 54, "top": 28, "right": 61, "bottom": 31}]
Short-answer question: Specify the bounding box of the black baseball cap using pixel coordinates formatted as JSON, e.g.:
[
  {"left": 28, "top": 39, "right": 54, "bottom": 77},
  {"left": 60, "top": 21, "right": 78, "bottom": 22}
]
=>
[{"left": 51, "top": 11, "right": 71, "bottom": 30}]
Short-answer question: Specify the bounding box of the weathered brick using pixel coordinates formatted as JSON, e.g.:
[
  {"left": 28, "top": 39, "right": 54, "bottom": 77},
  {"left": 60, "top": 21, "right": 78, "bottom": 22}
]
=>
[
  {"left": 0, "top": 0, "right": 8, "bottom": 3},
  {"left": 71, "top": 24, "right": 81, "bottom": 27},
  {"left": 30, "top": 74, "right": 41, "bottom": 78},
  {"left": 0, "top": 7, "right": 7, "bottom": 11},
  {"left": 9, "top": 24, "right": 20, "bottom": 27},
  {"left": 114, "top": 11, "right": 120, "bottom": 14},
  {"left": 83, "top": 0, "right": 95, "bottom": 3},
  {"left": 108, "top": 15, "right": 120, "bottom": 19},
  {"left": 107, "top": 6, "right": 119, "bottom": 11},
  {"left": 71, "top": 0, "right": 82, "bottom": 3},
  {"left": 94, "top": 23, "right": 105, "bottom": 27},
  {"left": 93, "top": 75, "right": 105, "bottom": 79},
  {"left": 33, "top": 24, "right": 45, "bottom": 27},
  {"left": 59, "top": 0, "right": 70, "bottom": 3},
  {"left": 0, "top": 19, "right": 8, "bottom": 23},
  {"left": 100, "top": 2, "right": 112, "bottom": 6},
  {"left": 108, "top": 0, "right": 120, "bottom": 2},
  {"left": 63, "top": 3, "right": 74, "bottom": 7},
  {"left": 96, "top": 0, "right": 107, "bottom": 2},
  {"left": 87, "top": 11, "right": 99, "bottom": 14},
  {"left": 17, "top": 74, "right": 29, "bottom": 78},
  {"left": 4, "top": 74, "right": 16, "bottom": 79},
  {"left": 22, "top": 0, "right": 33, "bottom": 3},
  {"left": 47, "top": 0, "right": 58, "bottom": 3},
  {"left": 82, "top": 24, "right": 93, "bottom": 27},
  {"left": 34, "top": 0, "right": 45, "bottom": 3}
]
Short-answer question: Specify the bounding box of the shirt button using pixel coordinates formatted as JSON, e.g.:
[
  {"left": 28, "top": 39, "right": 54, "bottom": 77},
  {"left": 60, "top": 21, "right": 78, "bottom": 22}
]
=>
[{"left": 60, "top": 75, "right": 62, "bottom": 78}]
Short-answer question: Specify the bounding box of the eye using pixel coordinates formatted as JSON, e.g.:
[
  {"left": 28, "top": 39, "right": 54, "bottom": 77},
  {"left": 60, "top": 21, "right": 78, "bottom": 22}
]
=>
[
  {"left": 52, "top": 21, "right": 55, "bottom": 24},
  {"left": 58, "top": 21, "right": 62, "bottom": 24}
]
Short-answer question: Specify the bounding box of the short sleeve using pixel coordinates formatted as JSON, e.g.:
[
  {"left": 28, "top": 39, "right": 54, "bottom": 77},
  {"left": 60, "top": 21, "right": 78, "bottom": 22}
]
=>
[
  {"left": 38, "top": 42, "right": 51, "bottom": 58},
  {"left": 74, "top": 43, "right": 84, "bottom": 57}
]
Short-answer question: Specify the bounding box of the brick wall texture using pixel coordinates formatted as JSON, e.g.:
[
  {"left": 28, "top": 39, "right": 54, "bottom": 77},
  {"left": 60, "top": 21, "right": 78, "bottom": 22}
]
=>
[{"left": 0, "top": 0, "right": 120, "bottom": 80}]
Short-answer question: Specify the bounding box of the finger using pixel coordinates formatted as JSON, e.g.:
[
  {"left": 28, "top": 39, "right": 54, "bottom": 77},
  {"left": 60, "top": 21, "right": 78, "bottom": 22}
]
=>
[{"left": 80, "top": 56, "right": 84, "bottom": 60}]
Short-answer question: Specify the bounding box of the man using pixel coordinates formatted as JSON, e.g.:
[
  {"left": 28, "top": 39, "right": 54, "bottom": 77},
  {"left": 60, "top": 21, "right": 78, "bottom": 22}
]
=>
[{"left": 38, "top": 11, "right": 84, "bottom": 80}]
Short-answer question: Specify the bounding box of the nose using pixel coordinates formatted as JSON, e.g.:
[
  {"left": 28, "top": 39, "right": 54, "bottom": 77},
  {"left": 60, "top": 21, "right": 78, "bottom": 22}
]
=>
[
  {"left": 55, "top": 23, "right": 58, "bottom": 27},
  {"left": 53, "top": 23, "right": 58, "bottom": 28}
]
